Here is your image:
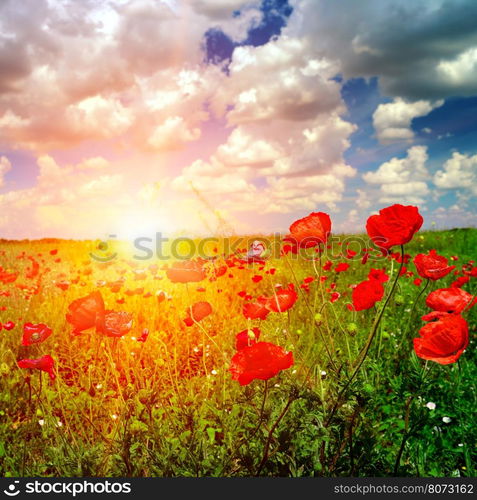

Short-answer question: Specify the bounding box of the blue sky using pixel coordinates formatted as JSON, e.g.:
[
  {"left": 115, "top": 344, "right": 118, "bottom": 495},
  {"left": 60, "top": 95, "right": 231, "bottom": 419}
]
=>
[{"left": 0, "top": 0, "right": 476, "bottom": 239}]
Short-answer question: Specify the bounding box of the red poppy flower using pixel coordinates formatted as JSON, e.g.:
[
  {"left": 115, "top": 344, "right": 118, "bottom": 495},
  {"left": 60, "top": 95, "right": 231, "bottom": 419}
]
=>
[
  {"left": 229, "top": 341, "right": 294, "bottom": 386},
  {"left": 0, "top": 268, "right": 18, "bottom": 284},
  {"left": 463, "top": 266, "right": 477, "bottom": 277},
  {"left": 330, "top": 292, "right": 341, "bottom": 303},
  {"left": 366, "top": 204, "right": 423, "bottom": 250},
  {"left": 414, "top": 278, "right": 423, "bottom": 287},
  {"left": 352, "top": 279, "right": 385, "bottom": 311},
  {"left": 103, "top": 311, "right": 133, "bottom": 337},
  {"left": 66, "top": 291, "right": 105, "bottom": 335},
  {"left": 451, "top": 276, "right": 470, "bottom": 288},
  {"left": 368, "top": 268, "right": 390, "bottom": 283},
  {"left": 22, "top": 322, "right": 52, "bottom": 346},
  {"left": 425, "top": 287, "right": 476, "bottom": 313},
  {"left": 421, "top": 310, "right": 450, "bottom": 322},
  {"left": 323, "top": 260, "right": 333, "bottom": 271},
  {"left": 18, "top": 354, "right": 56, "bottom": 380},
  {"left": 413, "top": 249, "right": 455, "bottom": 280},
  {"left": 2, "top": 321, "right": 15, "bottom": 331},
  {"left": 285, "top": 212, "right": 331, "bottom": 248},
  {"left": 252, "top": 275, "right": 263, "bottom": 283},
  {"left": 235, "top": 327, "right": 261, "bottom": 350},
  {"left": 266, "top": 284, "right": 298, "bottom": 313},
  {"left": 184, "top": 301, "right": 212, "bottom": 326},
  {"left": 137, "top": 328, "right": 149, "bottom": 342},
  {"left": 335, "top": 262, "right": 350, "bottom": 273},
  {"left": 166, "top": 260, "right": 206, "bottom": 283},
  {"left": 413, "top": 314, "right": 468, "bottom": 364},
  {"left": 243, "top": 300, "right": 270, "bottom": 320}
]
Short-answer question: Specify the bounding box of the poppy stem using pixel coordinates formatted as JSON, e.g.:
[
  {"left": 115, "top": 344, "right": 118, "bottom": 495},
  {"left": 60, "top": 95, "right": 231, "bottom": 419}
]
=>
[
  {"left": 325, "top": 245, "right": 406, "bottom": 427},
  {"left": 283, "top": 251, "right": 338, "bottom": 371},
  {"left": 255, "top": 393, "right": 296, "bottom": 476}
]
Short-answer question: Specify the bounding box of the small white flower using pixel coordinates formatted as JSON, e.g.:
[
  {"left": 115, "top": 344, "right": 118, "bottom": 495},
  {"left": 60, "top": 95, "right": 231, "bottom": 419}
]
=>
[
  {"left": 292, "top": 369, "right": 297, "bottom": 375},
  {"left": 274, "top": 384, "right": 280, "bottom": 388},
  {"left": 55, "top": 421, "right": 63, "bottom": 428},
  {"left": 426, "top": 402, "right": 436, "bottom": 410},
  {"left": 38, "top": 419, "right": 45, "bottom": 426},
  {"left": 111, "top": 414, "right": 118, "bottom": 420},
  {"left": 96, "top": 384, "right": 102, "bottom": 389},
  {"left": 458, "top": 443, "right": 464, "bottom": 447},
  {"left": 442, "top": 417, "right": 451, "bottom": 424},
  {"left": 211, "top": 369, "right": 218, "bottom": 375}
]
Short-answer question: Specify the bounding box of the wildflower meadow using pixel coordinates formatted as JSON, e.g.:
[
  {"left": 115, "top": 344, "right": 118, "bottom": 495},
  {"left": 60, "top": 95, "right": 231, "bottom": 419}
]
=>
[{"left": 0, "top": 204, "right": 475, "bottom": 477}]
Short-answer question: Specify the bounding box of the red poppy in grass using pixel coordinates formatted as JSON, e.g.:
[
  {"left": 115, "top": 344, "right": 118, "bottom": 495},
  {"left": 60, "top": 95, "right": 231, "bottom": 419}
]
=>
[
  {"left": 267, "top": 284, "right": 298, "bottom": 313},
  {"left": 18, "top": 354, "right": 56, "bottom": 380},
  {"left": 366, "top": 204, "right": 423, "bottom": 250},
  {"left": 2, "top": 321, "right": 15, "bottom": 330},
  {"left": 229, "top": 342, "right": 294, "bottom": 386},
  {"left": 285, "top": 212, "right": 331, "bottom": 248},
  {"left": 103, "top": 311, "right": 133, "bottom": 337},
  {"left": 330, "top": 292, "right": 341, "bottom": 303},
  {"left": 368, "top": 268, "right": 389, "bottom": 283},
  {"left": 335, "top": 262, "right": 350, "bottom": 273},
  {"left": 413, "top": 314, "right": 468, "bottom": 365},
  {"left": 235, "top": 327, "right": 261, "bottom": 350},
  {"left": 66, "top": 291, "right": 105, "bottom": 335},
  {"left": 22, "top": 322, "right": 52, "bottom": 346},
  {"left": 26, "top": 257, "right": 40, "bottom": 279},
  {"left": 166, "top": 260, "right": 206, "bottom": 283},
  {"left": 352, "top": 279, "right": 385, "bottom": 311},
  {"left": 451, "top": 276, "right": 470, "bottom": 288},
  {"left": 0, "top": 269, "right": 18, "bottom": 284},
  {"left": 421, "top": 310, "right": 450, "bottom": 322},
  {"left": 243, "top": 300, "right": 270, "bottom": 320},
  {"left": 252, "top": 275, "right": 263, "bottom": 283},
  {"left": 323, "top": 260, "right": 333, "bottom": 271},
  {"left": 413, "top": 249, "right": 456, "bottom": 280},
  {"left": 184, "top": 301, "right": 212, "bottom": 326},
  {"left": 303, "top": 276, "right": 315, "bottom": 284},
  {"left": 414, "top": 278, "right": 423, "bottom": 287},
  {"left": 425, "top": 287, "right": 476, "bottom": 313},
  {"left": 464, "top": 266, "right": 477, "bottom": 277}
]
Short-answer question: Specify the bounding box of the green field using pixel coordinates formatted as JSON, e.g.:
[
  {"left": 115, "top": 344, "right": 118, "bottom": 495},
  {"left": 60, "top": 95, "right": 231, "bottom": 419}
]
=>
[{"left": 0, "top": 228, "right": 475, "bottom": 477}]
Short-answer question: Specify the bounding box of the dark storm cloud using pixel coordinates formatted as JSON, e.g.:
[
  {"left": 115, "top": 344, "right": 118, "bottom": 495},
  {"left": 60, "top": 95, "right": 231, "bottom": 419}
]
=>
[{"left": 290, "top": 0, "right": 477, "bottom": 99}]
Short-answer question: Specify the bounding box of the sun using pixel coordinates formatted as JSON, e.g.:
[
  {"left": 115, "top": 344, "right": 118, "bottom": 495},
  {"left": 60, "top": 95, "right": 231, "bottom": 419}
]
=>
[{"left": 116, "top": 210, "right": 171, "bottom": 242}]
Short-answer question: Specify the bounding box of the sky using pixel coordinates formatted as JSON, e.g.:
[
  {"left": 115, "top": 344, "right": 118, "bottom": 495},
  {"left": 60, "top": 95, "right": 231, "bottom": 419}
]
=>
[{"left": 0, "top": 0, "right": 476, "bottom": 240}]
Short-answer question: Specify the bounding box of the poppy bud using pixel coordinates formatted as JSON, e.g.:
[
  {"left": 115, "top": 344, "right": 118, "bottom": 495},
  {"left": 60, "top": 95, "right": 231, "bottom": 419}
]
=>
[
  {"left": 394, "top": 294, "right": 405, "bottom": 306},
  {"left": 247, "top": 329, "right": 257, "bottom": 340},
  {"left": 347, "top": 322, "right": 358, "bottom": 336},
  {"left": 314, "top": 313, "right": 323, "bottom": 324}
]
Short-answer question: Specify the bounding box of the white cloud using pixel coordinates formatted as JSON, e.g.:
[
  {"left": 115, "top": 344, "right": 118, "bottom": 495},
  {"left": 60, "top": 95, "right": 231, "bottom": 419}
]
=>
[
  {"left": 148, "top": 116, "right": 201, "bottom": 151},
  {"left": 434, "top": 151, "right": 477, "bottom": 195},
  {"left": 0, "top": 156, "right": 12, "bottom": 188},
  {"left": 363, "top": 145, "right": 429, "bottom": 185},
  {"left": 363, "top": 145, "right": 430, "bottom": 204},
  {"left": 373, "top": 98, "right": 443, "bottom": 143}
]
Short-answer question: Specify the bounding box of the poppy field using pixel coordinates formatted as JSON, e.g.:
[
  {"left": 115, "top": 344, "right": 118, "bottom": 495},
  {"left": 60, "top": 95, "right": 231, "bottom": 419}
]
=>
[{"left": 0, "top": 204, "right": 475, "bottom": 477}]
